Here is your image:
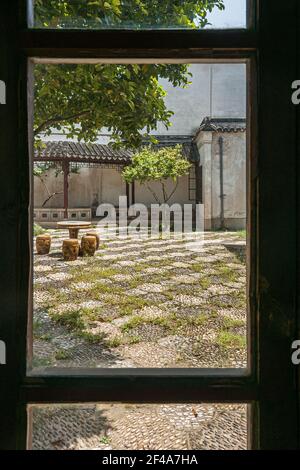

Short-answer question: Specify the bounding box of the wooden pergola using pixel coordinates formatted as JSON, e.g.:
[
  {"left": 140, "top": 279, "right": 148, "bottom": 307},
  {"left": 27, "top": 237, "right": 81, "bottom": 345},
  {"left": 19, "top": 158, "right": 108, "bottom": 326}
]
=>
[{"left": 33, "top": 137, "right": 201, "bottom": 217}]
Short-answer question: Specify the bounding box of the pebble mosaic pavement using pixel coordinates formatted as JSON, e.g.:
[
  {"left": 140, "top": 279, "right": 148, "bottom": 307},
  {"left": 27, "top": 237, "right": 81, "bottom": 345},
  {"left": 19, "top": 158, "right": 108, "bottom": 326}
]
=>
[{"left": 32, "top": 229, "right": 247, "bottom": 449}]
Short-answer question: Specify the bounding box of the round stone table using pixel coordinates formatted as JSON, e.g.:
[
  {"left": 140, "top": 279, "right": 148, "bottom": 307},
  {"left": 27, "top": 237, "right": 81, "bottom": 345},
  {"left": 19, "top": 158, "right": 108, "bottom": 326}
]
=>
[{"left": 57, "top": 221, "right": 92, "bottom": 239}]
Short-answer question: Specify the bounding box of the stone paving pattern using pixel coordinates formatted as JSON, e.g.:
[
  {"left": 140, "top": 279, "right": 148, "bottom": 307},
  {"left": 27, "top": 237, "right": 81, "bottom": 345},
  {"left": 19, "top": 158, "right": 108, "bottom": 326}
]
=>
[
  {"left": 33, "top": 230, "right": 247, "bottom": 369},
  {"left": 32, "top": 403, "right": 247, "bottom": 450},
  {"left": 32, "top": 229, "right": 247, "bottom": 449}
]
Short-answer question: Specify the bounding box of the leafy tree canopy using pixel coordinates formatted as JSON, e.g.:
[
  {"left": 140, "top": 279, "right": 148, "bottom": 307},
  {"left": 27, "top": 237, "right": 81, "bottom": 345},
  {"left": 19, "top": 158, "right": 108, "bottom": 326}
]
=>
[
  {"left": 34, "top": 1, "right": 224, "bottom": 148},
  {"left": 35, "top": 63, "right": 192, "bottom": 148},
  {"left": 122, "top": 145, "right": 191, "bottom": 203},
  {"left": 35, "top": 0, "right": 224, "bottom": 29}
]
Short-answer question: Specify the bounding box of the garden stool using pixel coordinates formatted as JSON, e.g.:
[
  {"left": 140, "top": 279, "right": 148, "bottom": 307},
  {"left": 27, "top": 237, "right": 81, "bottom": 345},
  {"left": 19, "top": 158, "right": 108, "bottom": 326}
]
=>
[
  {"left": 36, "top": 234, "right": 51, "bottom": 255},
  {"left": 86, "top": 231, "right": 100, "bottom": 250},
  {"left": 62, "top": 239, "right": 80, "bottom": 261},
  {"left": 81, "top": 235, "right": 97, "bottom": 257}
]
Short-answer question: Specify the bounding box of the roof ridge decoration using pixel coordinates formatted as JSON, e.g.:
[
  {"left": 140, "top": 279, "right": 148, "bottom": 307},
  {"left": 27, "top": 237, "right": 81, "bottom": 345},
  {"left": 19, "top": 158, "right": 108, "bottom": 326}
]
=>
[{"left": 195, "top": 116, "right": 247, "bottom": 137}]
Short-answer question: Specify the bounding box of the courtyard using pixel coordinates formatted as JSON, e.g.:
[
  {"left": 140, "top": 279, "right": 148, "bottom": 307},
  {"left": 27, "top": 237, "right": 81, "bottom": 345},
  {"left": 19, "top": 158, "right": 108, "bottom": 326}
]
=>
[{"left": 33, "top": 229, "right": 247, "bottom": 370}]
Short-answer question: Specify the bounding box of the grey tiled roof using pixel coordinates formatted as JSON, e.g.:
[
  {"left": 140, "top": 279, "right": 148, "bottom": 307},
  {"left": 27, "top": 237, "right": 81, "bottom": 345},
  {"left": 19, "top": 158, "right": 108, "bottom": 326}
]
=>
[
  {"left": 34, "top": 141, "right": 132, "bottom": 164},
  {"left": 197, "top": 117, "right": 246, "bottom": 133},
  {"left": 34, "top": 136, "right": 199, "bottom": 163}
]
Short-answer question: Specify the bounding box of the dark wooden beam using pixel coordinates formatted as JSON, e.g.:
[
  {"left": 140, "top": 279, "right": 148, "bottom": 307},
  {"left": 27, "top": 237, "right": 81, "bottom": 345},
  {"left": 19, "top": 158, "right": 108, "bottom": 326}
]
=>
[
  {"left": 20, "top": 29, "right": 258, "bottom": 59},
  {"left": 22, "top": 370, "right": 257, "bottom": 404}
]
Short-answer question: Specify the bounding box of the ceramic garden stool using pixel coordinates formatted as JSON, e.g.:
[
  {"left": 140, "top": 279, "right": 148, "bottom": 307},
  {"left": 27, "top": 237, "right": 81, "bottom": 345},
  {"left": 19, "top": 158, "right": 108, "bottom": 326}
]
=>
[
  {"left": 36, "top": 234, "right": 51, "bottom": 255},
  {"left": 62, "top": 239, "right": 80, "bottom": 261},
  {"left": 86, "top": 231, "right": 100, "bottom": 250},
  {"left": 81, "top": 235, "right": 97, "bottom": 257}
]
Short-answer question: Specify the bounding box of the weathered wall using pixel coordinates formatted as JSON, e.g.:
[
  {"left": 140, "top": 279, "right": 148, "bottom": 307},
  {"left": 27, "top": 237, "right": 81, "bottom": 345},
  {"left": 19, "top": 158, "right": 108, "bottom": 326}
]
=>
[
  {"left": 34, "top": 167, "right": 191, "bottom": 210},
  {"left": 195, "top": 130, "right": 246, "bottom": 230},
  {"left": 34, "top": 167, "right": 125, "bottom": 209},
  {"left": 34, "top": 170, "right": 64, "bottom": 209},
  {"left": 156, "top": 63, "right": 246, "bottom": 136},
  {"left": 135, "top": 174, "right": 190, "bottom": 206},
  {"left": 211, "top": 132, "right": 246, "bottom": 230},
  {"left": 69, "top": 167, "right": 126, "bottom": 207}
]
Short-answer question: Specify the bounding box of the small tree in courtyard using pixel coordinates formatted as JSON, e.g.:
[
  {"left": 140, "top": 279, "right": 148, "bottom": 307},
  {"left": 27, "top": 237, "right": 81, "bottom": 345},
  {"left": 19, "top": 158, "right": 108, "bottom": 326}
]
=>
[{"left": 122, "top": 145, "right": 191, "bottom": 204}]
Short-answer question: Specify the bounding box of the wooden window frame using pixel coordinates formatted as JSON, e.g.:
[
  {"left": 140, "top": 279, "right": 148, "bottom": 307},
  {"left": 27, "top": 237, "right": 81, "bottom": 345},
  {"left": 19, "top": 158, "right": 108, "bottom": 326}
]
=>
[{"left": 0, "top": 0, "right": 299, "bottom": 450}]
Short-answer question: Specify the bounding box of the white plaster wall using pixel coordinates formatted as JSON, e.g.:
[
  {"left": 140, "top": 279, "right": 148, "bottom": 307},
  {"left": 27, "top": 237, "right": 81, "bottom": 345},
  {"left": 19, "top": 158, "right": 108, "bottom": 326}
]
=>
[
  {"left": 69, "top": 167, "right": 126, "bottom": 207},
  {"left": 34, "top": 167, "right": 126, "bottom": 209},
  {"left": 155, "top": 63, "right": 246, "bottom": 136},
  {"left": 211, "top": 132, "right": 246, "bottom": 226},
  {"left": 34, "top": 170, "right": 64, "bottom": 208},
  {"left": 135, "top": 174, "right": 190, "bottom": 207},
  {"left": 211, "top": 64, "right": 247, "bottom": 119},
  {"left": 34, "top": 167, "right": 191, "bottom": 209}
]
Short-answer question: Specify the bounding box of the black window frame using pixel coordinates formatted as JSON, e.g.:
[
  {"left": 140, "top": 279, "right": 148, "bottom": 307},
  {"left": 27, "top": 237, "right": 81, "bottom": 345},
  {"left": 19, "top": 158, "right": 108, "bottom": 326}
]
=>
[{"left": 0, "top": 0, "right": 299, "bottom": 450}]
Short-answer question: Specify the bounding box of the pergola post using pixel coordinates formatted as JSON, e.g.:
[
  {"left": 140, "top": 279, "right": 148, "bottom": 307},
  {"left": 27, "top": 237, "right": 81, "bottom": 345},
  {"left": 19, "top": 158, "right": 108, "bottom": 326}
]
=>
[
  {"left": 126, "top": 182, "right": 130, "bottom": 208},
  {"left": 62, "top": 160, "right": 70, "bottom": 219},
  {"left": 131, "top": 181, "right": 135, "bottom": 206}
]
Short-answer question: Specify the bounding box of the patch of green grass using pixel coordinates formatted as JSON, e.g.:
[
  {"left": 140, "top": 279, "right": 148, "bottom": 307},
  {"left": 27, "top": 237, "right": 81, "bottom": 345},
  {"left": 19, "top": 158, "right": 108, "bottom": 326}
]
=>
[
  {"left": 34, "top": 223, "right": 46, "bottom": 236},
  {"left": 121, "top": 315, "right": 144, "bottom": 332},
  {"left": 121, "top": 312, "right": 209, "bottom": 336},
  {"left": 46, "top": 287, "right": 70, "bottom": 305},
  {"left": 106, "top": 334, "right": 141, "bottom": 348},
  {"left": 133, "top": 259, "right": 173, "bottom": 273},
  {"left": 121, "top": 314, "right": 173, "bottom": 334},
  {"left": 236, "top": 230, "right": 246, "bottom": 239},
  {"left": 209, "top": 289, "right": 246, "bottom": 310},
  {"left": 133, "top": 262, "right": 152, "bottom": 273},
  {"left": 50, "top": 309, "right": 86, "bottom": 331},
  {"left": 80, "top": 331, "right": 106, "bottom": 343},
  {"left": 199, "top": 277, "right": 212, "bottom": 289},
  {"left": 50, "top": 305, "right": 113, "bottom": 339},
  {"left": 70, "top": 266, "right": 119, "bottom": 283},
  {"left": 33, "top": 318, "right": 43, "bottom": 331},
  {"left": 190, "top": 263, "right": 205, "bottom": 274},
  {"left": 55, "top": 349, "right": 71, "bottom": 360},
  {"left": 215, "top": 265, "right": 239, "bottom": 283},
  {"left": 34, "top": 333, "right": 52, "bottom": 341},
  {"left": 32, "top": 356, "right": 52, "bottom": 368},
  {"left": 217, "top": 330, "right": 246, "bottom": 349},
  {"left": 109, "top": 295, "right": 152, "bottom": 317},
  {"left": 222, "top": 317, "right": 245, "bottom": 329},
  {"left": 91, "top": 284, "right": 123, "bottom": 297},
  {"left": 98, "top": 243, "right": 108, "bottom": 250},
  {"left": 163, "top": 290, "right": 175, "bottom": 301},
  {"left": 106, "top": 336, "right": 123, "bottom": 348},
  {"left": 128, "top": 276, "right": 144, "bottom": 289},
  {"left": 100, "top": 436, "right": 111, "bottom": 445}
]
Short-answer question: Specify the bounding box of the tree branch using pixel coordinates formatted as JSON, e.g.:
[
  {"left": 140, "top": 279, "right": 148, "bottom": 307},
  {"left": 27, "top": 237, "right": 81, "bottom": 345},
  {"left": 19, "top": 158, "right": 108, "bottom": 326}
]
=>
[
  {"left": 42, "top": 192, "right": 63, "bottom": 207},
  {"left": 146, "top": 183, "right": 161, "bottom": 204},
  {"left": 161, "top": 181, "right": 168, "bottom": 203},
  {"left": 165, "top": 179, "right": 179, "bottom": 203},
  {"left": 34, "top": 110, "right": 91, "bottom": 136}
]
